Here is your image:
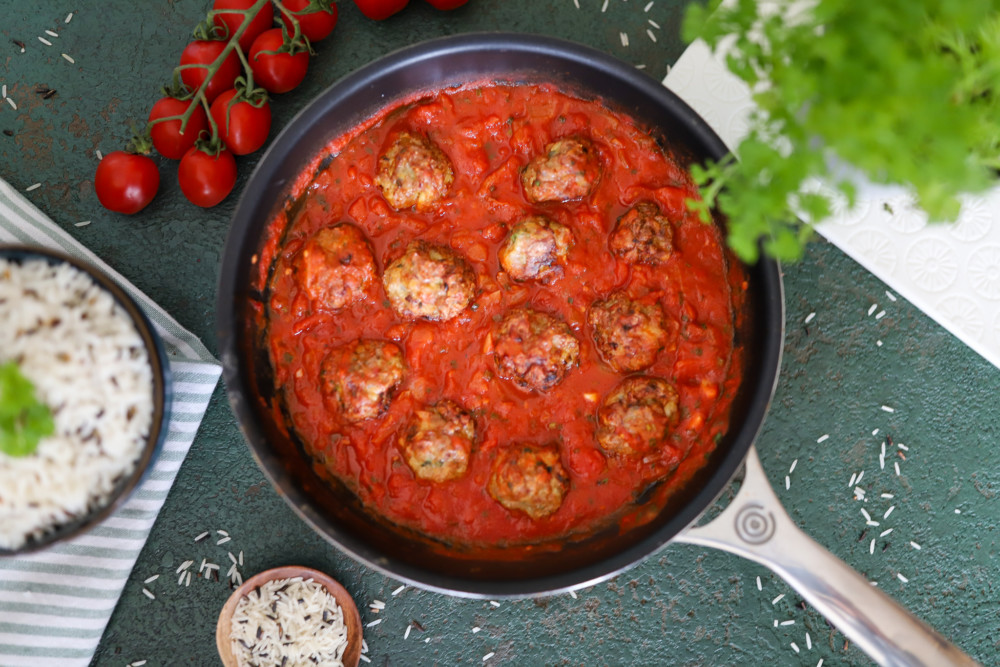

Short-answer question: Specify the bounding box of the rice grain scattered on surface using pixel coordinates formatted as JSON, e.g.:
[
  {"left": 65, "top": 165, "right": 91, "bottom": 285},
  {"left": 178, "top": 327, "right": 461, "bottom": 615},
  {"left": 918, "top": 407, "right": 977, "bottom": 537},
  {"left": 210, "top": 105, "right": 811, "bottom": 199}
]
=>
[
  {"left": 142, "top": 588, "right": 155, "bottom": 600},
  {"left": 897, "top": 573, "right": 908, "bottom": 583},
  {"left": 816, "top": 434, "right": 829, "bottom": 443},
  {"left": 771, "top": 593, "right": 784, "bottom": 605},
  {"left": 61, "top": 53, "right": 75, "bottom": 63},
  {"left": 38, "top": 36, "right": 52, "bottom": 46},
  {"left": 804, "top": 312, "right": 816, "bottom": 324}
]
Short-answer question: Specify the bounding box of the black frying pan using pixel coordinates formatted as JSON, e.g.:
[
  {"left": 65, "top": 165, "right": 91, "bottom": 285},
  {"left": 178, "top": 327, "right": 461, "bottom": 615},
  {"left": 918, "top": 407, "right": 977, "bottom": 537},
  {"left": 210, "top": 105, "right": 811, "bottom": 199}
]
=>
[{"left": 216, "top": 33, "right": 976, "bottom": 666}]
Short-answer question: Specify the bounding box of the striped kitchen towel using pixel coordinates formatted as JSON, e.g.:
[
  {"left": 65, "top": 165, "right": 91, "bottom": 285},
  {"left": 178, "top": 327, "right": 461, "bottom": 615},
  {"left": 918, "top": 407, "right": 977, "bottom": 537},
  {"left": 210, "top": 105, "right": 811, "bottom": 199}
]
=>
[{"left": 0, "top": 178, "right": 222, "bottom": 666}]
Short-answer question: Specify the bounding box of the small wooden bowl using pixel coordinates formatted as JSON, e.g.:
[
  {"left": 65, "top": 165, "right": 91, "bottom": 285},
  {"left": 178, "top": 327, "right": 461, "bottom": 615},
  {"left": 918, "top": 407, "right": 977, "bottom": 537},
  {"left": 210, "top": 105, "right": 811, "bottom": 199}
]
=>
[{"left": 216, "top": 565, "right": 362, "bottom": 667}]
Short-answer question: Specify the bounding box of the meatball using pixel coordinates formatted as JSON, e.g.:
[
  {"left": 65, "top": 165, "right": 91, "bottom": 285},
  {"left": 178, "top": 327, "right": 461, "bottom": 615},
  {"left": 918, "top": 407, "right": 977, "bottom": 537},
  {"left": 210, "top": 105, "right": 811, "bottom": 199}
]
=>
[
  {"left": 498, "top": 216, "right": 573, "bottom": 282},
  {"left": 398, "top": 400, "right": 476, "bottom": 483},
  {"left": 374, "top": 131, "right": 454, "bottom": 211},
  {"left": 595, "top": 376, "right": 679, "bottom": 456},
  {"left": 521, "top": 137, "right": 600, "bottom": 203},
  {"left": 294, "top": 223, "right": 378, "bottom": 311},
  {"left": 321, "top": 339, "right": 405, "bottom": 423},
  {"left": 493, "top": 308, "right": 580, "bottom": 392},
  {"left": 609, "top": 201, "right": 674, "bottom": 265},
  {"left": 487, "top": 444, "right": 569, "bottom": 519},
  {"left": 382, "top": 240, "right": 476, "bottom": 321},
  {"left": 588, "top": 292, "right": 668, "bottom": 372}
]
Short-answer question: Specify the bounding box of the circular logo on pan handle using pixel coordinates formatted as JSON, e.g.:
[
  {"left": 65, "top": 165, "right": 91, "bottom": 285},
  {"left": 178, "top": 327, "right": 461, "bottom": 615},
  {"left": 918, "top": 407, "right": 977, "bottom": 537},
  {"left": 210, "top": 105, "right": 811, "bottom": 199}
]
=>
[{"left": 734, "top": 502, "right": 776, "bottom": 544}]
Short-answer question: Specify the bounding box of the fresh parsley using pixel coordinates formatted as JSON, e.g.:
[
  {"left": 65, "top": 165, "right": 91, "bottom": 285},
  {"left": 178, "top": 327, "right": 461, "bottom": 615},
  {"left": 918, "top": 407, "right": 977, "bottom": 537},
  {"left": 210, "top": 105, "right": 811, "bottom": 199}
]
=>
[
  {"left": 0, "top": 361, "right": 55, "bottom": 457},
  {"left": 683, "top": 0, "right": 1000, "bottom": 262}
]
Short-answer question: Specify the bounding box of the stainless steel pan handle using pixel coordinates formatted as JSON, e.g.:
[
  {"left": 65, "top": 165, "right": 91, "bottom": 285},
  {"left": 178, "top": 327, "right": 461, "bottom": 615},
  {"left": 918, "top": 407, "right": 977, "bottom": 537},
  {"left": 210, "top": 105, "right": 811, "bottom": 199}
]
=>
[{"left": 674, "top": 445, "right": 979, "bottom": 667}]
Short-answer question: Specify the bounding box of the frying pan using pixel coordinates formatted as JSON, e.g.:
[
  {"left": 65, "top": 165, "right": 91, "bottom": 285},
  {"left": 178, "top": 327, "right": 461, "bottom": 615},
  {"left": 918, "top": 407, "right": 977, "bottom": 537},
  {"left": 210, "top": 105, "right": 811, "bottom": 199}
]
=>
[{"left": 216, "top": 33, "right": 978, "bottom": 666}]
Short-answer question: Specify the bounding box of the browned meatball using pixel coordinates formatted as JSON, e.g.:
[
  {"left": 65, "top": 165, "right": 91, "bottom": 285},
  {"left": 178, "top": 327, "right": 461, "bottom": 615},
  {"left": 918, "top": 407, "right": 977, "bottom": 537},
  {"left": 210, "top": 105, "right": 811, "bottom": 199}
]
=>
[
  {"left": 487, "top": 444, "right": 569, "bottom": 519},
  {"left": 595, "top": 376, "right": 679, "bottom": 456},
  {"left": 521, "top": 137, "right": 600, "bottom": 203},
  {"left": 498, "top": 216, "right": 573, "bottom": 282},
  {"left": 398, "top": 400, "right": 476, "bottom": 483},
  {"left": 609, "top": 202, "right": 674, "bottom": 265},
  {"left": 294, "top": 223, "right": 377, "bottom": 311},
  {"left": 493, "top": 307, "right": 580, "bottom": 392},
  {"left": 374, "top": 131, "right": 454, "bottom": 211},
  {"left": 588, "top": 292, "right": 668, "bottom": 372},
  {"left": 382, "top": 240, "right": 476, "bottom": 321},
  {"left": 321, "top": 339, "right": 405, "bottom": 423}
]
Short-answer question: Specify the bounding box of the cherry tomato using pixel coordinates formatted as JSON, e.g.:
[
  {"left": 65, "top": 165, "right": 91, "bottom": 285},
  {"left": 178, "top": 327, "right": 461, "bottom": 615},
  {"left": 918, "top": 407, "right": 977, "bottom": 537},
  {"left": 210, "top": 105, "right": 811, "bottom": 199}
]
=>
[
  {"left": 422, "top": 0, "right": 468, "bottom": 8},
  {"left": 280, "top": 0, "right": 338, "bottom": 42},
  {"left": 212, "top": 0, "right": 274, "bottom": 52},
  {"left": 178, "top": 147, "right": 238, "bottom": 207},
  {"left": 94, "top": 152, "right": 160, "bottom": 214},
  {"left": 210, "top": 89, "right": 272, "bottom": 155},
  {"left": 147, "top": 97, "right": 209, "bottom": 160},
  {"left": 248, "top": 28, "right": 309, "bottom": 94},
  {"left": 180, "top": 40, "right": 241, "bottom": 103},
  {"left": 351, "top": 0, "right": 408, "bottom": 21}
]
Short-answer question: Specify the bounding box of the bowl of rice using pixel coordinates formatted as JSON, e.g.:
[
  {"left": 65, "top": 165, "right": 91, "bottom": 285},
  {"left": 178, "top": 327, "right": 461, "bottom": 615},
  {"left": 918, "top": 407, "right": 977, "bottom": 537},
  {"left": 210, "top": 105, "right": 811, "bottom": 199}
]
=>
[
  {"left": 0, "top": 244, "right": 171, "bottom": 554},
  {"left": 216, "top": 565, "right": 362, "bottom": 667}
]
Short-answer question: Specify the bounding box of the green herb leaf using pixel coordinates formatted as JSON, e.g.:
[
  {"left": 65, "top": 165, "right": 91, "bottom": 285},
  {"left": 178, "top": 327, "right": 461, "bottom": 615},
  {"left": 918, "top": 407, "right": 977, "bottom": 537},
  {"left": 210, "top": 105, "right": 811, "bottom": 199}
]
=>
[
  {"left": 684, "top": 0, "right": 1000, "bottom": 262},
  {"left": 0, "top": 361, "right": 55, "bottom": 457}
]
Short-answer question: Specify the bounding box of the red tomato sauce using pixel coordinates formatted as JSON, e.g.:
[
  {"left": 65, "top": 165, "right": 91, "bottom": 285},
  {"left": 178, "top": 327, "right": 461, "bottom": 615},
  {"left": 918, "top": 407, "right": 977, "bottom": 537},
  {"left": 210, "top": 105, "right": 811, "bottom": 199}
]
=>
[{"left": 257, "top": 83, "right": 744, "bottom": 548}]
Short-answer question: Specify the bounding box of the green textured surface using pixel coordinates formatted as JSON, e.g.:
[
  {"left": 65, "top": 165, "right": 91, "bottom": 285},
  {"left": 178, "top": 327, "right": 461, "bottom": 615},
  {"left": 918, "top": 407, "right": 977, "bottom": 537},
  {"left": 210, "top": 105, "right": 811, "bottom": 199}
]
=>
[{"left": 1, "top": 1, "right": 999, "bottom": 665}]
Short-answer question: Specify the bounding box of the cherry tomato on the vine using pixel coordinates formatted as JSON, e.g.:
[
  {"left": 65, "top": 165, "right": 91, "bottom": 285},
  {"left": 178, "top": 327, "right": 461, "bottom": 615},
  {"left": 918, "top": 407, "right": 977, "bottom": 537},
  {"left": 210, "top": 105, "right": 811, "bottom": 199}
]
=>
[
  {"left": 148, "top": 97, "right": 209, "bottom": 160},
  {"left": 210, "top": 89, "right": 272, "bottom": 155},
  {"left": 212, "top": 0, "right": 275, "bottom": 52},
  {"left": 248, "top": 28, "right": 309, "bottom": 94},
  {"left": 280, "top": 0, "right": 338, "bottom": 42},
  {"left": 351, "top": 0, "right": 408, "bottom": 21},
  {"left": 422, "top": 0, "right": 468, "bottom": 8},
  {"left": 180, "top": 40, "right": 241, "bottom": 103},
  {"left": 178, "top": 147, "right": 238, "bottom": 207},
  {"left": 94, "top": 152, "right": 160, "bottom": 214}
]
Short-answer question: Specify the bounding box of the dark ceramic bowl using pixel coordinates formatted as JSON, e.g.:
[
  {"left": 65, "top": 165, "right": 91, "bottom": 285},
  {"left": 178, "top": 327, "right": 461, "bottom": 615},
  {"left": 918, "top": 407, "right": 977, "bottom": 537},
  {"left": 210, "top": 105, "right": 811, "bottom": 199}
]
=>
[
  {"left": 217, "top": 33, "right": 783, "bottom": 597},
  {"left": 0, "top": 244, "right": 172, "bottom": 555}
]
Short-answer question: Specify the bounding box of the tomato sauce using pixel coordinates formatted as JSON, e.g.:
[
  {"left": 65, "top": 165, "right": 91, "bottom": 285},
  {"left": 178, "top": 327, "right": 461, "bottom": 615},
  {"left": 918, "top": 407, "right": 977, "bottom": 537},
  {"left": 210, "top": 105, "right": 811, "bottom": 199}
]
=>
[{"left": 257, "top": 83, "right": 744, "bottom": 548}]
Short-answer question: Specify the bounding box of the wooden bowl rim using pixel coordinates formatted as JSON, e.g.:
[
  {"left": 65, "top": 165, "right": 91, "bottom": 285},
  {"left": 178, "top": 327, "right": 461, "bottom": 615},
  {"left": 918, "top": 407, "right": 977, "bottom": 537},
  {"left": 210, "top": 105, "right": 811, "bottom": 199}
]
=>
[{"left": 216, "top": 565, "right": 362, "bottom": 667}]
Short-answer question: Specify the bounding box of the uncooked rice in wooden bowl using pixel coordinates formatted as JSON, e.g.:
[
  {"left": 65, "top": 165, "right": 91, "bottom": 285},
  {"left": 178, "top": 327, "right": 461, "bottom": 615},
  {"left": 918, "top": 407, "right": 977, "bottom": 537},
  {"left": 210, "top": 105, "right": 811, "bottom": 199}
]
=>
[{"left": 0, "top": 245, "right": 170, "bottom": 553}]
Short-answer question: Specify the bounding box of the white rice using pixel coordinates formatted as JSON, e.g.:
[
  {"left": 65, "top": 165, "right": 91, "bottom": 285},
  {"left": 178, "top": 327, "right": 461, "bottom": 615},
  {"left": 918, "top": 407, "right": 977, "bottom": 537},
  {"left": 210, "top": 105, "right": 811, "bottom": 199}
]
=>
[
  {"left": 0, "top": 258, "right": 153, "bottom": 550},
  {"left": 230, "top": 576, "right": 349, "bottom": 667}
]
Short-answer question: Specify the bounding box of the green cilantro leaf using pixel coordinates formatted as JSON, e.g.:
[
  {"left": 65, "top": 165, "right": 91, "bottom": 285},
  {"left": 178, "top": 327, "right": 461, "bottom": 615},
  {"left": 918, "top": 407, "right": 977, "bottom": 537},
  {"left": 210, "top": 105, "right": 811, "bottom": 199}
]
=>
[
  {"left": 684, "top": 0, "right": 1000, "bottom": 262},
  {"left": 0, "top": 361, "right": 55, "bottom": 457}
]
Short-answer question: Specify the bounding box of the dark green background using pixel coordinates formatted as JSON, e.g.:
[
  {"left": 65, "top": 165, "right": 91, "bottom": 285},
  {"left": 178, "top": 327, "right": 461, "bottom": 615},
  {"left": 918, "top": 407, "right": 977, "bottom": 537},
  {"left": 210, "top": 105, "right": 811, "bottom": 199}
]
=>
[{"left": 1, "top": 1, "right": 998, "bottom": 665}]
